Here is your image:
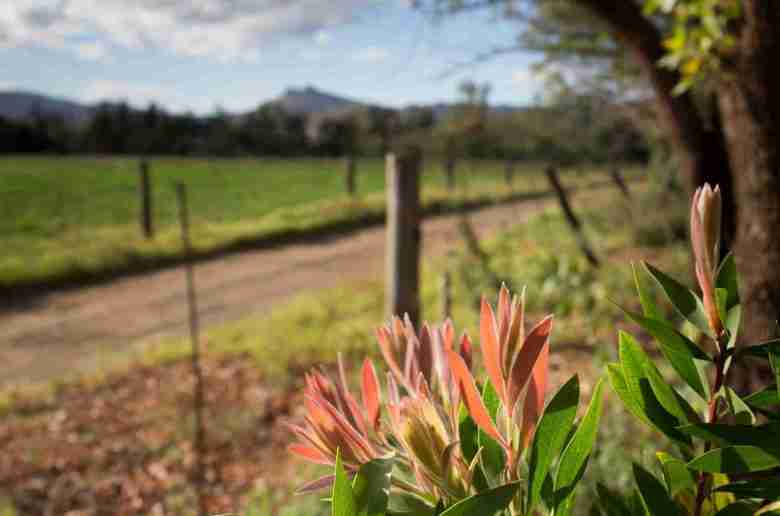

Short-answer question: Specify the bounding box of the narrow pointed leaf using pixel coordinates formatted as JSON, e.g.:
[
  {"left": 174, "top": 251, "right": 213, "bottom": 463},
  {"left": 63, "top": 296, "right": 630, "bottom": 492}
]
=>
[
  {"left": 478, "top": 380, "right": 506, "bottom": 482},
  {"left": 656, "top": 452, "right": 695, "bottom": 496},
  {"left": 633, "top": 262, "right": 663, "bottom": 321},
  {"left": 521, "top": 341, "right": 549, "bottom": 450},
  {"left": 643, "top": 362, "right": 693, "bottom": 424},
  {"left": 508, "top": 316, "right": 553, "bottom": 408},
  {"left": 448, "top": 350, "right": 504, "bottom": 447},
  {"left": 743, "top": 384, "right": 780, "bottom": 410},
  {"left": 633, "top": 463, "right": 682, "bottom": 516},
  {"left": 677, "top": 422, "right": 780, "bottom": 450},
  {"left": 554, "top": 378, "right": 606, "bottom": 516},
  {"left": 527, "top": 374, "right": 580, "bottom": 512},
  {"left": 333, "top": 450, "right": 357, "bottom": 516},
  {"left": 644, "top": 262, "right": 713, "bottom": 337},
  {"left": 715, "top": 254, "right": 739, "bottom": 311},
  {"left": 387, "top": 492, "right": 436, "bottom": 515},
  {"left": 723, "top": 387, "right": 755, "bottom": 425},
  {"left": 619, "top": 332, "right": 692, "bottom": 447},
  {"left": 362, "top": 359, "right": 381, "bottom": 431},
  {"left": 480, "top": 299, "right": 506, "bottom": 405},
  {"left": 714, "top": 478, "right": 780, "bottom": 500},
  {"left": 353, "top": 458, "right": 393, "bottom": 516},
  {"left": 606, "top": 363, "right": 650, "bottom": 426},
  {"left": 687, "top": 446, "right": 780, "bottom": 473},
  {"left": 438, "top": 482, "right": 521, "bottom": 516},
  {"left": 713, "top": 501, "right": 761, "bottom": 516},
  {"left": 622, "top": 307, "right": 709, "bottom": 398}
]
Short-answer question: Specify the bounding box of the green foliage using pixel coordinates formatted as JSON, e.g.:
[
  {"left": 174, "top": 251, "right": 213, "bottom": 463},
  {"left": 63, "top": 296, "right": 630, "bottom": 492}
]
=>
[{"left": 606, "top": 251, "right": 780, "bottom": 514}]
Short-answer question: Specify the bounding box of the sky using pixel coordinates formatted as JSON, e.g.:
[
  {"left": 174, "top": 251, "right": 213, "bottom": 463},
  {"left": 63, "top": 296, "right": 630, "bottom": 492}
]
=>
[{"left": 0, "top": 1, "right": 544, "bottom": 114}]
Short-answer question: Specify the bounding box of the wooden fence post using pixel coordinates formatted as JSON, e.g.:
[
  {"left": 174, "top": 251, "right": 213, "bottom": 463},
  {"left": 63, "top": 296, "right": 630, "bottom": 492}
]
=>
[
  {"left": 345, "top": 155, "right": 357, "bottom": 197},
  {"left": 609, "top": 166, "right": 631, "bottom": 198},
  {"left": 385, "top": 146, "right": 422, "bottom": 327},
  {"left": 441, "top": 271, "right": 452, "bottom": 321},
  {"left": 504, "top": 159, "right": 515, "bottom": 188},
  {"left": 545, "top": 166, "right": 600, "bottom": 267},
  {"left": 139, "top": 159, "right": 153, "bottom": 239},
  {"left": 175, "top": 183, "right": 207, "bottom": 516}
]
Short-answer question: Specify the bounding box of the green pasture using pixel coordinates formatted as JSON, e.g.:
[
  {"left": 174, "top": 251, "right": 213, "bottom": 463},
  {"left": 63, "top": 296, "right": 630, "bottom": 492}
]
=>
[{"left": 0, "top": 155, "right": 605, "bottom": 288}]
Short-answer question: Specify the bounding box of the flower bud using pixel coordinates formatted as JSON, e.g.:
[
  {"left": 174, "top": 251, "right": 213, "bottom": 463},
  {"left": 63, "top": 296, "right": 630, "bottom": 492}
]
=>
[{"left": 691, "top": 183, "right": 723, "bottom": 335}]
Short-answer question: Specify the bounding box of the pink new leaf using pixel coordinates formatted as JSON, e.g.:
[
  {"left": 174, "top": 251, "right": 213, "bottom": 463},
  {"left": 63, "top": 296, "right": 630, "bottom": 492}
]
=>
[
  {"left": 520, "top": 340, "right": 549, "bottom": 450},
  {"left": 480, "top": 298, "right": 507, "bottom": 406},
  {"left": 447, "top": 350, "right": 506, "bottom": 448},
  {"left": 508, "top": 315, "right": 553, "bottom": 409},
  {"left": 362, "top": 358, "right": 381, "bottom": 431}
]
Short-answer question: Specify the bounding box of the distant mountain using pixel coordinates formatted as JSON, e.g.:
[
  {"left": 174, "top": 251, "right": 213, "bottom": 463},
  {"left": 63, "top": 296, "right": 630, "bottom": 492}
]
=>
[
  {"left": 270, "top": 86, "right": 371, "bottom": 115},
  {"left": 0, "top": 91, "right": 93, "bottom": 125}
]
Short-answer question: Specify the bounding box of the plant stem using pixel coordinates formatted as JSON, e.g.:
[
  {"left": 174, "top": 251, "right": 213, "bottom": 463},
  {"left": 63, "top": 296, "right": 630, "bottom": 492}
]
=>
[{"left": 693, "top": 339, "right": 727, "bottom": 516}]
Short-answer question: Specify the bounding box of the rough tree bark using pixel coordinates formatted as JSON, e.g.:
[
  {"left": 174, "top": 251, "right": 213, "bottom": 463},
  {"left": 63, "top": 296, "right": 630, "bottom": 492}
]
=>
[
  {"left": 716, "top": 1, "right": 780, "bottom": 349},
  {"left": 576, "top": 0, "right": 779, "bottom": 352}
]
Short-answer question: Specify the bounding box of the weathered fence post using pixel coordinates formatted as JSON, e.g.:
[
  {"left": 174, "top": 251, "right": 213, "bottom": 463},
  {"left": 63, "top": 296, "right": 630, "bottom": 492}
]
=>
[
  {"left": 345, "top": 155, "right": 357, "bottom": 197},
  {"left": 175, "top": 183, "right": 207, "bottom": 516},
  {"left": 545, "top": 166, "right": 600, "bottom": 267},
  {"left": 609, "top": 166, "right": 631, "bottom": 199},
  {"left": 504, "top": 159, "right": 515, "bottom": 189},
  {"left": 385, "top": 146, "right": 422, "bottom": 327},
  {"left": 139, "top": 159, "right": 153, "bottom": 239},
  {"left": 441, "top": 271, "right": 452, "bottom": 320}
]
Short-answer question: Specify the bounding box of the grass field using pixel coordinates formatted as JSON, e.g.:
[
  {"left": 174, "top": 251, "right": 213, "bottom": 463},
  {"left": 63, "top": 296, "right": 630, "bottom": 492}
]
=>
[{"left": 0, "top": 155, "right": 605, "bottom": 289}]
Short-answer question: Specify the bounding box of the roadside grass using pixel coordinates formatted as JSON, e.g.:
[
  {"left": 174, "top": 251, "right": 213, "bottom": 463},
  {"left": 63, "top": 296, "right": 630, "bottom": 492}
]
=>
[
  {"left": 0, "top": 185, "right": 691, "bottom": 515},
  {"left": 0, "top": 155, "right": 617, "bottom": 289}
]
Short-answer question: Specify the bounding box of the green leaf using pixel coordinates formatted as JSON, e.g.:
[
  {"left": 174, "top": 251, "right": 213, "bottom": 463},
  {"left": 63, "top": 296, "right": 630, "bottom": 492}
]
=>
[
  {"left": 618, "top": 332, "right": 692, "bottom": 447},
  {"left": 656, "top": 452, "right": 695, "bottom": 496},
  {"left": 595, "top": 483, "right": 633, "bottom": 516},
  {"left": 677, "top": 422, "right": 780, "bottom": 450},
  {"left": 743, "top": 384, "right": 780, "bottom": 410},
  {"left": 438, "top": 482, "right": 520, "bottom": 516},
  {"left": 553, "top": 378, "right": 606, "bottom": 516},
  {"left": 723, "top": 306, "right": 741, "bottom": 374},
  {"left": 387, "top": 493, "right": 436, "bottom": 516},
  {"left": 478, "top": 380, "right": 505, "bottom": 484},
  {"left": 458, "top": 414, "right": 489, "bottom": 492},
  {"left": 643, "top": 362, "right": 695, "bottom": 424},
  {"left": 333, "top": 449, "right": 357, "bottom": 516},
  {"left": 633, "top": 463, "right": 682, "bottom": 516},
  {"left": 607, "top": 363, "right": 650, "bottom": 426},
  {"left": 716, "top": 288, "right": 729, "bottom": 333},
  {"left": 716, "top": 254, "right": 739, "bottom": 311},
  {"left": 714, "top": 478, "right": 780, "bottom": 500},
  {"left": 722, "top": 387, "right": 756, "bottom": 425},
  {"left": 621, "top": 307, "right": 710, "bottom": 399},
  {"left": 527, "top": 374, "right": 580, "bottom": 512},
  {"left": 633, "top": 262, "right": 663, "bottom": 321},
  {"left": 353, "top": 458, "right": 393, "bottom": 516},
  {"left": 713, "top": 501, "right": 761, "bottom": 516},
  {"left": 644, "top": 262, "right": 713, "bottom": 337},
  {"left": 688, "top": 446, "right": 780, "bottom": 473}
]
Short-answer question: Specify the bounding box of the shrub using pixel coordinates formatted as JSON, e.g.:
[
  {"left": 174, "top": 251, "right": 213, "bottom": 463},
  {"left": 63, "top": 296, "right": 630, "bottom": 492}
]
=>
[
  {"left": 599, "top": 184, "right": 780, "bottom": 515},
  {"left": 288, "top": 287, "right": 604, "bottom": 515}
]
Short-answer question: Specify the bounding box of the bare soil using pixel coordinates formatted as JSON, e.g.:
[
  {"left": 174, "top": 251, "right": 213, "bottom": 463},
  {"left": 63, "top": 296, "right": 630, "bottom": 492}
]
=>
[{"left": 0, "top": 195, "right": 570, "bottom": 385}]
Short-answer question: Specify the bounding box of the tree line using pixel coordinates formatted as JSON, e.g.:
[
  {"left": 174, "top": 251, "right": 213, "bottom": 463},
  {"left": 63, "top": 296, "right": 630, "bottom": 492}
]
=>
[{"left": 1, "top": 93, "right": 649, "bottom": 164}]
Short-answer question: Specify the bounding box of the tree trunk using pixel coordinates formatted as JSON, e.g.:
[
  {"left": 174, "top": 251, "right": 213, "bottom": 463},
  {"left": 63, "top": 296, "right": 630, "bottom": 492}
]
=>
[{"left": 717, "top": 1, "right": 780, "bottom": 351}]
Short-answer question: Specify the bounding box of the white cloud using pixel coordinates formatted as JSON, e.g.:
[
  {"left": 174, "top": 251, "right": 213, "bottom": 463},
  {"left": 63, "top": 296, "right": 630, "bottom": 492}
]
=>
[
  {"left": 74, "top": 40, "right": 109, "bottom": 61},
  {"left": 0, "top": 0, "right": 368, "bottom": 62},
  {"left": 79, "top": 80, "right": 195, "bottom": 111},
  {"left": 313, "top": 30, "right": 332, "bottom": 46},
  {"left": 0, "top": 81, "right": 17, "bottom": 91},
  {"left": 353, "top": 46, "right": 389, "bottom": 63}
]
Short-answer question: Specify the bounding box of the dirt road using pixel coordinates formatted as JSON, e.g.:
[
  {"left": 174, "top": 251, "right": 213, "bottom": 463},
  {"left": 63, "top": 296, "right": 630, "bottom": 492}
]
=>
[{"left": 0, "top": 192, "right": 577, "bottom": 385}]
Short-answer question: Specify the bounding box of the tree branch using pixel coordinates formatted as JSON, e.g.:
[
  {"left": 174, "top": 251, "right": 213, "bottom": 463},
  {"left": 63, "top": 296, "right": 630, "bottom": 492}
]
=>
[{"left": 572, "top": 0, "right": 709, "bottom": 173}]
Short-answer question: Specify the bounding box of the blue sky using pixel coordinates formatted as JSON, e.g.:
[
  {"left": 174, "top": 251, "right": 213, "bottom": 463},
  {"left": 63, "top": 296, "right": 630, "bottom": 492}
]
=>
[{"left": 0, "top": 1, "right": 543, "bottom": 114}]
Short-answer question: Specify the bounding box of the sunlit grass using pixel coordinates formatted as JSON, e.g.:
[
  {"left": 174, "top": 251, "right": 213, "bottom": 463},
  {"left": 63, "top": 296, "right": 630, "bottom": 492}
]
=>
[{"left": 0, "top": 155, "right": 613, "bottom": 287}]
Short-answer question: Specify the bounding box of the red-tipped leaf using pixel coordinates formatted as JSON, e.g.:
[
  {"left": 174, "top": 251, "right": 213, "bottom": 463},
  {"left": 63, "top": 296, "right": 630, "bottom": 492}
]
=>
[
  {"left": 448, "top": 349, "right": 506, "bottom": 448},
  {"left": 361, "top": 358, "right": 381, "bottom": 431},
  {"left": 480, "top": 298, "right": 507, "bottom": 405}
]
